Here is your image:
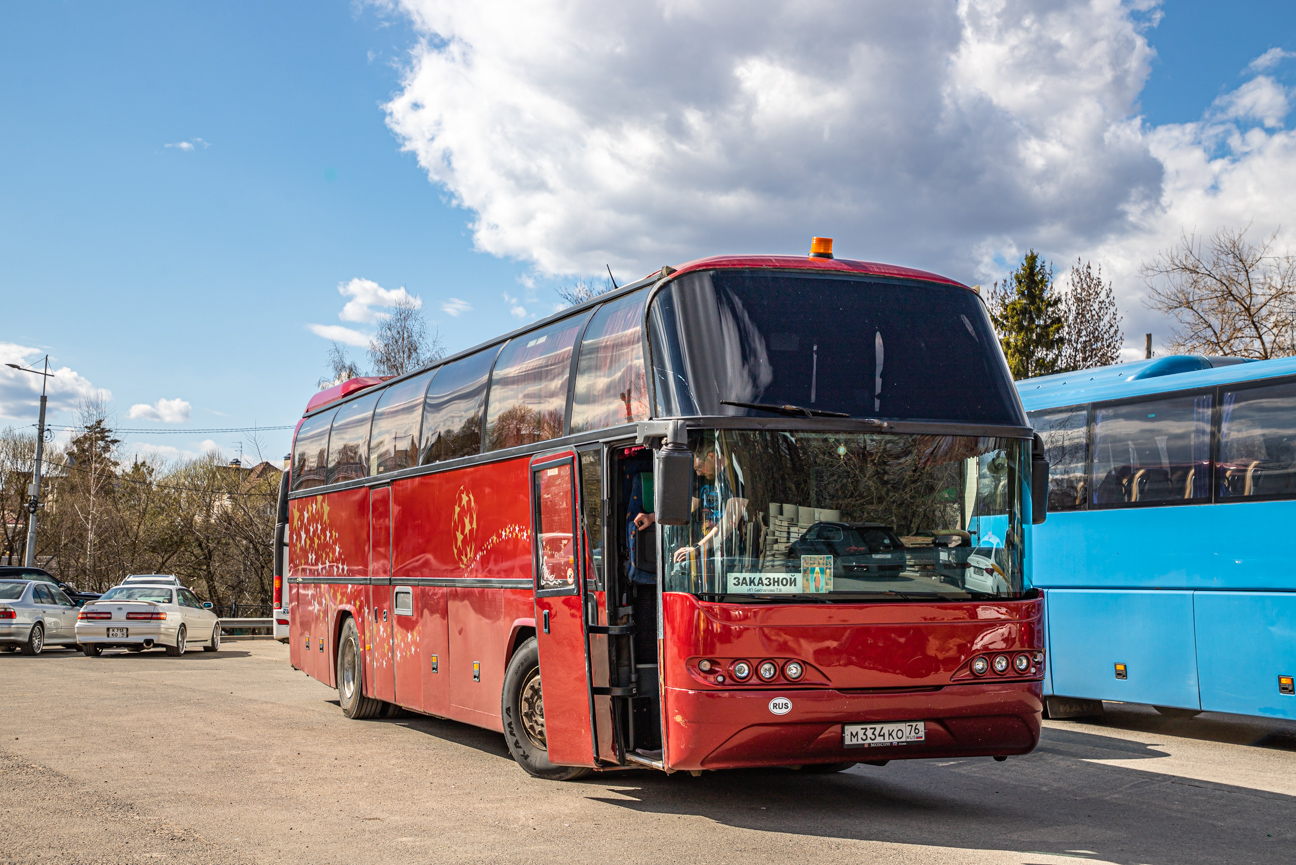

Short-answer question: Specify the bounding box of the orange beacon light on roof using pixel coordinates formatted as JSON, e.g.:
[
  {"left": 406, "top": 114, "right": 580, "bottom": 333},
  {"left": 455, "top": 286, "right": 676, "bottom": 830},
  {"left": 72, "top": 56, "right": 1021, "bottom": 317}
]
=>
[{"left": 809, "top": 237, "right": 834, "bottom": 259}]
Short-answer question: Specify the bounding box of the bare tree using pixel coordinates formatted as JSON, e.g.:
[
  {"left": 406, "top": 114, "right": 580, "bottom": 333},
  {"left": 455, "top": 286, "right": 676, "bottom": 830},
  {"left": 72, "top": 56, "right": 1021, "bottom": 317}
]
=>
[
  {"left": 1142, "top": 227, "right": 1296, "bottom": 358},
  {"left": 319, "top": 341, "right": 363, "bottom": 389},
  {"left": 368, "top": 297, "right": 444, "bottom": 376},
  {"left": 556, "top": 276, "right": 615, "bottom": 307},
  {"left": 1058, "top": 259, "right": 1123, "bottom": 370}
]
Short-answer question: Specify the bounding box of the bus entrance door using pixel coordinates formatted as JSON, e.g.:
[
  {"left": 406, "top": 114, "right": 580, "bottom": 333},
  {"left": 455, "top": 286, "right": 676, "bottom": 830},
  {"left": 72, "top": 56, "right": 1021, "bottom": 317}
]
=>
[
  {"left": 367, "top": 485, "right": 395, "bottom": 704},
  {"left": 531, "top": 453, "right": 599, "bottom": 767}
]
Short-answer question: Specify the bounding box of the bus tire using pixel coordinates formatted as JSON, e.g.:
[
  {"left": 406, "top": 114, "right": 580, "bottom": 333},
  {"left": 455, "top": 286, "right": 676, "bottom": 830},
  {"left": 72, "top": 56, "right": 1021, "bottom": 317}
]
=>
[
  {"left": 501, "top": 638, "right": 591, "bottom": 781},
  {"left": 336, "top": 617, "right": 381, "bottom": 720}
]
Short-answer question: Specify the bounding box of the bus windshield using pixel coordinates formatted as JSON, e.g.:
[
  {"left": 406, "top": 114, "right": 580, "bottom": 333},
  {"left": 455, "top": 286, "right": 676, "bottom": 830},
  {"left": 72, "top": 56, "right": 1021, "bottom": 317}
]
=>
[
  {"left": 661, "top": 430, "right": 1027, "bottom": 601},
  {"left": 648, "top": 269, "right": 1023, "bottom": 425}
]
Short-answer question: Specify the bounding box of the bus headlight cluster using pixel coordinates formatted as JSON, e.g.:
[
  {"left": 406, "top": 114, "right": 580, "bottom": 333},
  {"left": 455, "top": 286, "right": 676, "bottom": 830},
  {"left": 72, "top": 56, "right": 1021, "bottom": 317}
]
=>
[
  {"left": 967, "top": 651, "right": 1043, "bottom": 677},
  {"left": 693, "top": 658, "right": 813, "bottom": 685}
]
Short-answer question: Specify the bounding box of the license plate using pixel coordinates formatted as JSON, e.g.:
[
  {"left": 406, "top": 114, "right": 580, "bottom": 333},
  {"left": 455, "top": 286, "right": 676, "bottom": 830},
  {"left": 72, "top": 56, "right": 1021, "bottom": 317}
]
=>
[
  {"left": 107, "top": 628, "right": 127, "bottom": 638},
  {"left": 843, "top": 721, "right": 926, "bottom": 748}
]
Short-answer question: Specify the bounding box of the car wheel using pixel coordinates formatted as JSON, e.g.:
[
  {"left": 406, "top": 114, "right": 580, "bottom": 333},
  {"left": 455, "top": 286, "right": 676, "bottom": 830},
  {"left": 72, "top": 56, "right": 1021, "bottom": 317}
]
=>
[
  {"left": 204, "top": 625, "right": 220, "bottom": 652},
  {"left": 20, "top": 623, "right": 43, "bottom": 656},
  {"left": 165, "top": 625, "right": 186, "bottom": 657},
  {"left": 336, "top": 617, "right": 381, "bottom": 719},
  {"left": 81, "top": 643, "right": 102, "bottom": 657},
  {"left": 501, "top": 638, "right": 591, "bottom": 781}
]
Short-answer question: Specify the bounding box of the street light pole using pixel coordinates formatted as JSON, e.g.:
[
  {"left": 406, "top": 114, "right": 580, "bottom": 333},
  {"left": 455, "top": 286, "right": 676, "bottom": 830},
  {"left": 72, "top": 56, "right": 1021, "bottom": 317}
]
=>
[{"left": 6, "top": 357, "right": 51, "bottom": 568}]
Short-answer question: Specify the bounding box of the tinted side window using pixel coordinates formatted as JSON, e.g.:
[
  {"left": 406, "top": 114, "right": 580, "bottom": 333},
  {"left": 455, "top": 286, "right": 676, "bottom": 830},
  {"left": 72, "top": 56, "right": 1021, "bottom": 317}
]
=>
[
  {"left": 1090, "top": 394, "right": 1212, "bottom": 507},
  {"left": 370, "top": 371, "right": 435, "bottom": 476},
  {"left": 34, "top": 585, "right": 54, "bottom": 604},
  {"left": 570, "top": 290, "right": 649, "bottom": 433},
  {"left": 291, "top": 409, "right": 336, "bottom": 492},
  {"left": 1029, "top": 407, "right": 1089, "bottom": 511},
  {"left": 421, "top": 349, "right": 499, "bottom": 464},
  {"left": 327, "top": 392, "right": 380, "bottom": 485},
  {"left": 1219, "top": 380, "right": 1296, "bottom": 500},
  {"left": 486, "top": 313, "right": 590, "bottom": 451}
]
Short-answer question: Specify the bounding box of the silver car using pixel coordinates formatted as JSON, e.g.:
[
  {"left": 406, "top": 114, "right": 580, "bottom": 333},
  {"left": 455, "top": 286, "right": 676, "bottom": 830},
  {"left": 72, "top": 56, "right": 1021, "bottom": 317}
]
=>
[
  {"left": 76, "top": 584, "right": 221, "bottom": 656},
  {"left": 0, "top": 579, "right": 81, "bottom": 655}
]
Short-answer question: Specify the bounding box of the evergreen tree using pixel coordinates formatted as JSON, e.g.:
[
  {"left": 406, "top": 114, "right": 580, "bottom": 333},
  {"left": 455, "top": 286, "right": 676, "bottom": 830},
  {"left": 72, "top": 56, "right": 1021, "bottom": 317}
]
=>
[{"left": 988, "top": 251, "right": 1065, "bottom": 379}]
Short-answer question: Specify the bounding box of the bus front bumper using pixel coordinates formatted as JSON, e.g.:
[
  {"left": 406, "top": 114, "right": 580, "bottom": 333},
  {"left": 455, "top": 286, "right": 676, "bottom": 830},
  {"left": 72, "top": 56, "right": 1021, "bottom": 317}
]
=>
[{"left": 663, "top": 681, "right": 1042, "bottom": 771}]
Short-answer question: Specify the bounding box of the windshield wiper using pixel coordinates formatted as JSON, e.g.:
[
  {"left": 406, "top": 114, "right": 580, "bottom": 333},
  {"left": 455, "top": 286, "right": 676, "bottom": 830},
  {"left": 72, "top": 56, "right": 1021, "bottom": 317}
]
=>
[{"left": 721, "top": 400, "right": 849, "bottom": 418}]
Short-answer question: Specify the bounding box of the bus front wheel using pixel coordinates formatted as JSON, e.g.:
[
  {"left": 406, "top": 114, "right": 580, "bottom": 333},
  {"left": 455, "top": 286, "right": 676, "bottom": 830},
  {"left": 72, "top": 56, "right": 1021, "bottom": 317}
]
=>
[{"left": 502, "top": 638, "right": 591, "bottom": 781}]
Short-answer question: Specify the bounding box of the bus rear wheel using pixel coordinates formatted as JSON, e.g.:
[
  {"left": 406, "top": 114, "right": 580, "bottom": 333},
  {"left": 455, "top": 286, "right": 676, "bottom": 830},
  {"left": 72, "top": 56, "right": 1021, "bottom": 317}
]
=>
[
  {"left": 337, "top": 617, "right": 381, "bottom": 720},
  {"left": 502, "top": 638, "right": 590, "bottom": 781}
]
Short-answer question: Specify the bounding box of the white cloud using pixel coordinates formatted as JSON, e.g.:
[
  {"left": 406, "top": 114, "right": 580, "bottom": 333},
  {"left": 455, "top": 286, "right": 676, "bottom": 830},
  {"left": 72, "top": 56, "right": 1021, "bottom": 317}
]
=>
[
  {"left": 164, "top": 138, "right": 210, "bottom": 151},
  {"left": 307, "top": 277, "right": 427, "bottom": 346},
  {"left": 127, "top": 398, "right": 192, "bottom": 424},
  {"left": 441, "top": 297, "right": 471, "bottom": 316},
  {"left": 306, "top": 323, "right": 372, "bottom": 347},
  {"left": 383, "top": 0, "right": 1296, "bottom": 356},
  {"left": 0, "top": 343, "right": 109, "bottom": 426},
  {"left": 1212, "top": 75, "right": 1291, "bottom": 129},
  {"left": 502, "top": 292, "right": 527, "bottom": 319},
  {"left": 336, "top": 277, "right": 421, "bottom": 324},
  {"left": 1248, "top": 48, "right": 1296, "bottom": 73}
]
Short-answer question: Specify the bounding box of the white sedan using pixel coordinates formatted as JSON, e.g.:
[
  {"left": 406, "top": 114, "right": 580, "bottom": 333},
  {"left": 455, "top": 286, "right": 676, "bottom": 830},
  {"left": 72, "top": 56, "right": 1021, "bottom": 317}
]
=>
[{"left": 76, "top": 584, "right": 221, "bottom": 656}]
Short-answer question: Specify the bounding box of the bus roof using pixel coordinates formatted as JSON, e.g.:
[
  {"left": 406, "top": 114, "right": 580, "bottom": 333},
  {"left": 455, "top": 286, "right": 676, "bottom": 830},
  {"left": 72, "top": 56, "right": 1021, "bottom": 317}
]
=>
[
  {"left": 302, "top": 254, "right": 970, "bottom": 417},
  {"left": 1018, "top": 354, "right": 1296, "bottom": 412}
]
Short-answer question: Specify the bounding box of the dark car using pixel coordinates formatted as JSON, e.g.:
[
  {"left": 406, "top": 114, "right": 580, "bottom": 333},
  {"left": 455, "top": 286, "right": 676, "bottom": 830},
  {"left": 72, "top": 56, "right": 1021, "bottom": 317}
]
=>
[
  {"left": 786, "top": 522, "right": 908, "bottom": 577},
  {"left": 0, "top": 567, "right": 100, "bottom": 606}
]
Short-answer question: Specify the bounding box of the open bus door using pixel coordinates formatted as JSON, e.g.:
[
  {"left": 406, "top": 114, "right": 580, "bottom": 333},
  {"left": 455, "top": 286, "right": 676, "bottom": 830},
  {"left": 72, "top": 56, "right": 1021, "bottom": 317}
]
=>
[{"left": 529, "top": 451, "right": 621, "bottom": 767}]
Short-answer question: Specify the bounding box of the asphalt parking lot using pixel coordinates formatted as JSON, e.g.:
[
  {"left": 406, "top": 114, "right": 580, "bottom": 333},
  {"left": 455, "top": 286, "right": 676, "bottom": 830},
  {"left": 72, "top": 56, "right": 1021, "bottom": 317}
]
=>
[{"left": 2, "top": 640, "right": 1293, "bottom": 865}]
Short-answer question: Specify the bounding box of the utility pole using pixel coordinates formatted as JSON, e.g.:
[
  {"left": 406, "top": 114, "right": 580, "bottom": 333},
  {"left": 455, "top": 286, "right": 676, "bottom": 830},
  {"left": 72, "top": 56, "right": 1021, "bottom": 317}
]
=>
[
  {"left": 6, "top": 356, "right": 52, "bottom": 567},
  {"left": 1145, "top": 333, "right": 1153, "bottom": 360}
]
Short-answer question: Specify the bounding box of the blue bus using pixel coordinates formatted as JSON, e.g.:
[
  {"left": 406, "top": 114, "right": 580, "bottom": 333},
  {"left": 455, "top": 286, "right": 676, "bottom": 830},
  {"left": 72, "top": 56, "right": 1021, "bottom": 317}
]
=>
[{"left": 1020, "top": 354, "right": 1296, "bottom": 720}]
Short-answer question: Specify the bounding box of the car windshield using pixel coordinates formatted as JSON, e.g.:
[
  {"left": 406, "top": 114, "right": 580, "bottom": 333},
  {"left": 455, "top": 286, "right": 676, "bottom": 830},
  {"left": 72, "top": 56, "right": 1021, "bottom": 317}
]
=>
[
  {"left": 100, "top": 587, "right": 173, "bottom": 603},
  {"left": 0, "top": 582, "right": 27, "bottom": 600},
  {"left": 660, "top": 430, "right": 1027, "bottom": 601}
]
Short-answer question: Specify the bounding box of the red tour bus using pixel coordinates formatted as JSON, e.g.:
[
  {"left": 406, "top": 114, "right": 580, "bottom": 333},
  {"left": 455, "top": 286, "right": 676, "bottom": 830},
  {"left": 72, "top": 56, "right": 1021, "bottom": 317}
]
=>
[{"left": 282, "top": 240, "right": 1051, "bottom": 779}]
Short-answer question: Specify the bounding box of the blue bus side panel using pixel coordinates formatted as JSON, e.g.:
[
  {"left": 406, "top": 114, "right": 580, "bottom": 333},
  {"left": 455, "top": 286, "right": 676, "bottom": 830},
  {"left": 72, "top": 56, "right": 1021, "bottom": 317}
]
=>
[
  {"left": 1194, "top": 592, "right": 1296, "bottom": 720},
  {"left": 1032, "top": 504, "right": 1296, "bottom": 592},
  {"left": 1046, "top": 589, "right": 1200, "bottom": 709}
]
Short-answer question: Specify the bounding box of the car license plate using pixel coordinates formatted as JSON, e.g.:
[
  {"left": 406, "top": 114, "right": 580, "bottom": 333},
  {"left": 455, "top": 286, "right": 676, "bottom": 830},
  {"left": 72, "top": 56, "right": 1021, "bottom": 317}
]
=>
[
  {"left": 107, "top": 628, "right": 127, "bottom": 638},
  {"left": 843, "top": 721, "right": 925, "bottom": 748}
]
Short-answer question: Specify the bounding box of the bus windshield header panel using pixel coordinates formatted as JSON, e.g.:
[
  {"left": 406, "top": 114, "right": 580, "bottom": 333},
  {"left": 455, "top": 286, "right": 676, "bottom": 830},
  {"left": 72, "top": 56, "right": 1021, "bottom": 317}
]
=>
[
  {"left": 662, "top": 429, "right": 1027, "bottom": 602},
  {"left": 647, "top": 270, "right": 1023, "bottom": 426}
]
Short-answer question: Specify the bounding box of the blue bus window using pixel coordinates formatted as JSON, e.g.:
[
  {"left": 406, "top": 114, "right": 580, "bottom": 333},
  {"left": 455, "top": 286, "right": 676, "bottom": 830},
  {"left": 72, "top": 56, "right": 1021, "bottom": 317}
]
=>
[
  {"left": 1090, "top": 394, "right": 1212, "bottom": 507},
  {"left": 1219, "top": 381, "right": 1296, "bottom": 500},
  {"left": 1028, "top": 407, "right": 1088, "bottom": 511}
]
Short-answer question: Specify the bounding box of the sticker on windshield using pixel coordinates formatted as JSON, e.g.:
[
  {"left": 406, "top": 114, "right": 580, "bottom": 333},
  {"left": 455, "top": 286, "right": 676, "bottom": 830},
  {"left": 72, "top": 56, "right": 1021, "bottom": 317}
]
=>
[
  {"left": 727, "top": 573, "right": 800, "bottom": 594},
  {"left": 801, "top": 555, "right": 833, "bottom": 593}
]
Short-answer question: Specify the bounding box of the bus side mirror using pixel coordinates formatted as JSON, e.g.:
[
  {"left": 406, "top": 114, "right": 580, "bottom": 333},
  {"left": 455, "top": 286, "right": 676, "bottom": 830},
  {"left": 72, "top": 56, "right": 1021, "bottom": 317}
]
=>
[
  {"left": 1031, "top": 434, "right": 1049, "bottom": 525},
  {"left": 655, "top": 420, "right": 693, "bottom": 526}
]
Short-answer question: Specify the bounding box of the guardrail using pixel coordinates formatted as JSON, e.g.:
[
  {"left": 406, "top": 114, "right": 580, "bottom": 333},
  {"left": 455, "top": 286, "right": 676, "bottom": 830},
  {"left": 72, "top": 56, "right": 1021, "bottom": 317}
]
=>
[{"left": 218, "top": 617, "right": 274, "bottom": 635}]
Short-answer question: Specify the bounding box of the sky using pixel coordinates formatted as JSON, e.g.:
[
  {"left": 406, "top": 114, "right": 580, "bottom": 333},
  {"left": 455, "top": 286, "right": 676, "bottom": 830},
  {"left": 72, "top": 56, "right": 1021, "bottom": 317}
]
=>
[{"left": 1, "top": 1, "right": 1294, "bottom": 465}]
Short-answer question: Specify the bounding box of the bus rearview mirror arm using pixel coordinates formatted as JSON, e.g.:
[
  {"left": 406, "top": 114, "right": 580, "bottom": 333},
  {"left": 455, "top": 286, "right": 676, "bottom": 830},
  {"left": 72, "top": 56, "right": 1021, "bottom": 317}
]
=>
[
  {"left": 655, "top": 419, "right": 693, "bottom": 526},
  {"left": 1031, "top": 433, "right": 1049, "bottom": 525}
]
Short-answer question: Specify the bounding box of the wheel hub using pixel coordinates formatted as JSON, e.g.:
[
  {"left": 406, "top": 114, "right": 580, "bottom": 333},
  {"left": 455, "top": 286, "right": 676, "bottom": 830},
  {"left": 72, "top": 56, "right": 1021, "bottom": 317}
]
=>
[
  {"left": 519, "top": 668, "right": 546, "bottom": 749},
  {"left": 341, "top": 640, "right": 356, "bottom": 700}
]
